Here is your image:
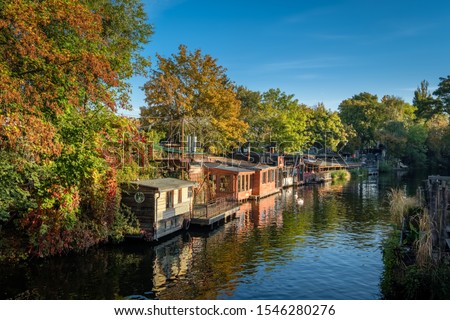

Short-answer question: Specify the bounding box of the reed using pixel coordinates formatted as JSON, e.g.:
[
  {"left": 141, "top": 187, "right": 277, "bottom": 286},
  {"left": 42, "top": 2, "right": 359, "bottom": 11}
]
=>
[
  {"left": 414, "top": 209, "right": 433, "bottom": 267},
  {"left": 387, "top": 188, "right": 419, "bottom": 227}
]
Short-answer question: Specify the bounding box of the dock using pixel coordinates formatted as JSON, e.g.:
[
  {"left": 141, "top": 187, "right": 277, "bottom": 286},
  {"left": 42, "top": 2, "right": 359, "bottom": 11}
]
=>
[
  {"left": 191, "top": 198, "right": 240, "bottom": 228},
  {"left": 248, "top": 188, "right": 281, "bottom": 200}
]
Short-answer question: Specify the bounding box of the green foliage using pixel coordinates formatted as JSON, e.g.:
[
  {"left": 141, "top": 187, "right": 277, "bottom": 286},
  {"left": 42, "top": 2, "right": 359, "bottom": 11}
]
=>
[
  {"left": 338, "top": 92, "right": 381, "bottom": 146},
  {"left": 381, "top": 230, "right": 450, "bottom": 299},
  {"left": 109, "top": 204, "right": 140, "bottom": 243},
  {"left": 404, "top": 123, "right": 428, "bottom": 167},
  {"left": 0, "top": 152, "right": 29, "bottom": 223},
  {"left": 236, "top": 87, "right": 348, "bottom": 153},
  {"left": 380, "top": 229, "right": 404, "bottom": 298},
  {"left": 378, "top": 161, "right": 394, "bottom": 173},
  {"left": 433, "top": 75, "right": 450, "bottom": 115},
  {"left": 425, "top": 114, "right": 450, "bottom": 163},
  {"left": 309, "top": 103, "right": 349, "bottom": 152},
  {"left": 339, "top": 94, "right": 416, "bottom": 150},
  {"left": 260, "top": 89, "right": 312, "bottom": 152},
  {"left": 376, "top": 121, "right": 407, "bottom": 159},
  {"left": 330, "top": 170, "right": 350, "bottom": 181},
  {"left": 413, "top": 80, "right": 440, "bottom": 119}
]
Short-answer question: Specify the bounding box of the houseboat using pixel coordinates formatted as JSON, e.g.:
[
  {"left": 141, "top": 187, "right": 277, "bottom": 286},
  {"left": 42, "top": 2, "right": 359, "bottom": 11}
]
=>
[
  {"left": 203, "top": 162, "right": 255, "bottom": 202},
  {"left": 121, "top": 178, "right": 196, "bottom": 240},
  {"left": 245, "top": 164, "right": 281, "bottom": 200}
]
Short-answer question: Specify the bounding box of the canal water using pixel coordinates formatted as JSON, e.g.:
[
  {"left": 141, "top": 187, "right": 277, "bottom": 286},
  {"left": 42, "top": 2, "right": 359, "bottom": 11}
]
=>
[{"left": 0, "top": 172, "right": 425, "bottom": 300}]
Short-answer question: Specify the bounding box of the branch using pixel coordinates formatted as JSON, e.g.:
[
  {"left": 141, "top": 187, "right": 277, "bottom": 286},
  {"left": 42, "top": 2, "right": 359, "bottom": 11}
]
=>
[{"left": 14, "top": 58, "right": 81, "bottom": 77}]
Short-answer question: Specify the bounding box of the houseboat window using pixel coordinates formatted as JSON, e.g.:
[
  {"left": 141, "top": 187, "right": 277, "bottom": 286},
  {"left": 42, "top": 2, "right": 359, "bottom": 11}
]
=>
[
  {"left": 188, "top": 186, "right": 193, "bottom": 198},
  {"left": 166, "top": 191, "right": 174, "bottom": 209},
  {"left": 178, "top": 188, "right": 182, "bottom": 203},
  {"left": 238, "top": 176, "right": 241, "bottom": 192},
  {"left": 245, "top": 174, "right": 249, "bottom": 190},
  {"left": 250, "top": 174, "right": 254, "bottom": 189},
  {"left": 242, "top": 175, "right": 245, "bottom": 191},
  {"left": 219, "top": 175, "right": 231, "bottom": 192},
  {"left": 263, "top": 172, "right": 267, "bottom": 184}
]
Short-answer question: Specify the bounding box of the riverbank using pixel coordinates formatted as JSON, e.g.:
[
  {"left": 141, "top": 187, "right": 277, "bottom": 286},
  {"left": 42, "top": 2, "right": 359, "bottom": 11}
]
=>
[{"left": 381, "top": 186, "right": 450, "bottom": 299}]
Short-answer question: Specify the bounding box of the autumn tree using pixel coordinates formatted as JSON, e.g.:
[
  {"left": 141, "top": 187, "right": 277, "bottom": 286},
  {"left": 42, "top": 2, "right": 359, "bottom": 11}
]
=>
[
  {"left": 0, "top": 0, "right": 152, "bottom": 258},
  {"left": 141, "top": 45, "right": 248, "bottom": 153}
]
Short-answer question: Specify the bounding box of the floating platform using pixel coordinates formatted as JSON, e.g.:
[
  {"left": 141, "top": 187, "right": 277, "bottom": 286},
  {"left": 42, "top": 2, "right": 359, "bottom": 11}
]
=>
[
  {"left": 190, "top": 205, "right": 240, "bottom": 228},
  {"left": 248, "top": 188, "right": 281, "bottom": 200}
]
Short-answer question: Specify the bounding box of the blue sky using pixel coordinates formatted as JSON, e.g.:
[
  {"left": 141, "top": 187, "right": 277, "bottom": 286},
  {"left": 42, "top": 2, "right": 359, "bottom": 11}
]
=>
[{"left": 124, "top": 0, "right": 450, "bottom": 117}]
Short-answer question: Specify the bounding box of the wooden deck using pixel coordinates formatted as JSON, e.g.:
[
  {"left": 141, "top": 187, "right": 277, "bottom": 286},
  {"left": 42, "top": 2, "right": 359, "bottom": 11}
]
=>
[
  {"left": 191, "top": 198, "right": 240, "bottom": 228},
  {"left": 249, "top": 188, "right": 281, "bottom": 200},
  {"left": 190, "top": 206, "right": 240, "bottom": 227}
]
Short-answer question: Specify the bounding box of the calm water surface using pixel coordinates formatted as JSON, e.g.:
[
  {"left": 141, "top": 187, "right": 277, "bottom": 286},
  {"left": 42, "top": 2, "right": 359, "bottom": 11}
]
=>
[{"left": 0, "top": 172, "right": 425, "bottom": 299}]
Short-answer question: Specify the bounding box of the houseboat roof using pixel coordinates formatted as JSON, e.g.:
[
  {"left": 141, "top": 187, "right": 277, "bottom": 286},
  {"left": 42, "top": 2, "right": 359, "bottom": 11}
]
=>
[
  {"left": 203, "top": 162, "right": 254, "bottom": 173},
  {"left": 242, "top": 164, "right": 272, "bottom": 171},
  {"left": 129, "top": 178, "right": 196, "bottom": 191}
]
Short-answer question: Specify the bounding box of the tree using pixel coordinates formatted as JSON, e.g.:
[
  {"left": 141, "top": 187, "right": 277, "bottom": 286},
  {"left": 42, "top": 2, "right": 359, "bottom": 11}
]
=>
[
  {"left": 236, "top": 86, "right": 265, "bottom": 142},
  {"left": 0, "top": 0, "right": 152, "bottom": 257},
  {"left": 413, "top": 80, "right": 440, "bottom": 119},
  {"left": 141, "top": 45, "right": 248, "bottom": 152},
  {"left": 425, "top": 114, "right": 449, "bottom": 163},
  {"left": 259, "top": 89, "right": 311, "bottom": 152},
  {"left": 433, "top": 75, "right": 450, "bottom": 115},
  {"left": 404, "top": 123, "right": 428, "bottom": 166},
  {"left": 380, "top": 95, "right": 416, "bottom": 123},
  {"left": 338, "top": 92, "right": 381, "bottom": 147},
  {"left": 376, "top": 121, "right": 408, "bottom": 160},
  {"left": 309, "top": 103, "right": 349, "bottom": 153},
  {"left": 339, "top": 93, "right": 415, "bottom": 151}
]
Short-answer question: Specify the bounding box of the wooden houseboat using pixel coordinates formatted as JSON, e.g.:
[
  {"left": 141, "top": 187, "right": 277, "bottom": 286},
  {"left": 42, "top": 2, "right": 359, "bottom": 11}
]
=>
[
  {"left": 203, "top": 162, "right": 255, "bottom": 202},
  {"left": 121, "top": 178, "right": 196, "bottom": 240},
  {"left": 245, "top": 165, "right": 281, "bottom": 199}
]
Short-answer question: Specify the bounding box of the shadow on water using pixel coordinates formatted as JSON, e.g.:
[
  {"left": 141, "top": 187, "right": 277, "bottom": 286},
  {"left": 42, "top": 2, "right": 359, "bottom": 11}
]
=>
[{"left": 0, "top": 171, "right": 429, "bottom": 300}]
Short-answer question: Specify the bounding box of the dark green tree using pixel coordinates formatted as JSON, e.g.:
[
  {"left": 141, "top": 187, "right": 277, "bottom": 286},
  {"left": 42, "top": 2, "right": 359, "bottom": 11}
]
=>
[
  {"left": 433, "top": 76, "right": 450, "bottom": 115},
  {"left": 338, "top": 92, "right": 381, "bottom": 147},
  {"left": 413, "top": 80, "right": 440, "bottom": 119}
]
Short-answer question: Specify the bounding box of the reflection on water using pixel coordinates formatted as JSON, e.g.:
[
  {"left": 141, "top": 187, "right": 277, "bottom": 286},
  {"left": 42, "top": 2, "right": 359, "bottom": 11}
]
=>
[{"left": 0, "top": 173, "right": 423, "bottom": 300}]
